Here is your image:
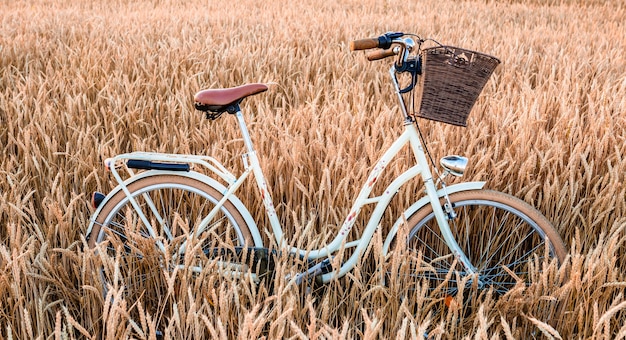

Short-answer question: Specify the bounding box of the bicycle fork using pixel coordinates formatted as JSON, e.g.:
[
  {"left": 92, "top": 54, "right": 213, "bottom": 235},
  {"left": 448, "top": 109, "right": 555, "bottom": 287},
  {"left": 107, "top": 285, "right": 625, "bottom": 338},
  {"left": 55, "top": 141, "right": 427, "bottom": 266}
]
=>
[
  {"left": 424, "top": 177, "right": 484, "bottom": 289},
  {"left": 407, "top": 128, "right": 480, "bottom": 285}
]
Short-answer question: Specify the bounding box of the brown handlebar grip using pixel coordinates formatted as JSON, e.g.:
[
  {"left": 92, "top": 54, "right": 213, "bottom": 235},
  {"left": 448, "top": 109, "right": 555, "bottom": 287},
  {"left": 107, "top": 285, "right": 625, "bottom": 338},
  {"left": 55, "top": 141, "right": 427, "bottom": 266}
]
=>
[
  {"left": 366, "top": 48, "right": 397, "bottom": 61},
  {"left": 350, "top": 38, "right": 379, "bottom": 51}
]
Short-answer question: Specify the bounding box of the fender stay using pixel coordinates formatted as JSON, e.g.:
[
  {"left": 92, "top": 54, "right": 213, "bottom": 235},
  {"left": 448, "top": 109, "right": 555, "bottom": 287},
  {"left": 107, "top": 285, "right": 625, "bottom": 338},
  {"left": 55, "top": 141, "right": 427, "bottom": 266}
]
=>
[{"left": 85, "top": 170, "right": 263, "bottom": 247}]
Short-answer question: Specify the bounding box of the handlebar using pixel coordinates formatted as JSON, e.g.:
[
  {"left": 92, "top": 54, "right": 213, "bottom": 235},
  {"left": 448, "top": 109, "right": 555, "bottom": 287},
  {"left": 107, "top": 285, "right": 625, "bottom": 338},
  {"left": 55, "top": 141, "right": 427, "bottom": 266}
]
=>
[
  {"left": 350, "top": 38, "right": 380, "bottom": 51},
  {"left": 350, "top": 32, "right": 403, "bottom": 51},
  {"left": 365, "top": 47, "right": 399, "bottom": 61},
  {"left": 351, "top": 32, "right": 423, "bottom": 98},
  {"left": 350, "top": 32, "right": 417, "bottom": 63}
]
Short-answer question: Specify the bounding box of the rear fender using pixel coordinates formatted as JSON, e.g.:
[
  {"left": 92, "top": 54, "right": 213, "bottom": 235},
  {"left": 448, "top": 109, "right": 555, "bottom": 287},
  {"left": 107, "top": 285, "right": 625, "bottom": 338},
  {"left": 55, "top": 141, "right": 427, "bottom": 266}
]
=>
[{"left": 85, "top": 170, "right": 262, "bottom": 247}]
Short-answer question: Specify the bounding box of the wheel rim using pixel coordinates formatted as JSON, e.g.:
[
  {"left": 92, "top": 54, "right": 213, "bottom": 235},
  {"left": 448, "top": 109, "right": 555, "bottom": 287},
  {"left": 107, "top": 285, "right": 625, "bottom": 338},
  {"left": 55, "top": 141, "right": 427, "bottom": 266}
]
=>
[
  {"left": 95, "top": 182, "right": 246, "bottom": 306},
  {"left": 405, "top": 198, "right": 557, "bottom": 296}
]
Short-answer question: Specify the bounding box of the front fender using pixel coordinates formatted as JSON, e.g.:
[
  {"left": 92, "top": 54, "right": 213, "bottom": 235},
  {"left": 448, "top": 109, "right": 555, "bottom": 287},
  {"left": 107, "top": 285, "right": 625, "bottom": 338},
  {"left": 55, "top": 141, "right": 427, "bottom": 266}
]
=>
[
  {"left": 382, "top": 181, "right": 486, "bottom": 255},
  {"left": 85, "top": 170, "right": 263, "bottom": 247}
]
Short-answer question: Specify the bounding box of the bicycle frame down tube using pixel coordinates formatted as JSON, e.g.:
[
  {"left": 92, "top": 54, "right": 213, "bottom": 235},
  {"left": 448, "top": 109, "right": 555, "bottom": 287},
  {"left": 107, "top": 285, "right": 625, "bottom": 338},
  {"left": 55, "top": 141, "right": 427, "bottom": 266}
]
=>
[{"left": 299, "top": 127, "right": 419, "bottom": 260}]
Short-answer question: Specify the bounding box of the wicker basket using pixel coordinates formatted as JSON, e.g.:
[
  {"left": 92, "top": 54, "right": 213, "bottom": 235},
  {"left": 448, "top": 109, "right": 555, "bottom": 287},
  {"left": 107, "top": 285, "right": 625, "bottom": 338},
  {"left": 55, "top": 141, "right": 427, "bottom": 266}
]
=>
[{"left": 416, "top": 46, "right": 500, "bottom": 127}]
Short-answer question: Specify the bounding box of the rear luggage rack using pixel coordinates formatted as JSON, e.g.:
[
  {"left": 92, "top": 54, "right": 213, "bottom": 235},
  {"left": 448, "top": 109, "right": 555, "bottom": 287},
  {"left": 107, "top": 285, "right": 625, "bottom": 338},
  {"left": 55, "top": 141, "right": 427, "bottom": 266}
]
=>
[
  {"left": 126, "top": 159, "right": 190, "bottom": 172},
  {"left": 104, "top": 152, "right": 238, "bottom": 184}
]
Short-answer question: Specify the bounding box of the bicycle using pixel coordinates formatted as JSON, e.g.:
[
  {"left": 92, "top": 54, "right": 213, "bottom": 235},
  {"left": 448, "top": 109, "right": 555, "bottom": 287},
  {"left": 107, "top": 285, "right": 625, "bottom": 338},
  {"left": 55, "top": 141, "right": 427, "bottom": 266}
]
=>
[{"left": 85, "top": 32, "right": 567, "bottom": 312}]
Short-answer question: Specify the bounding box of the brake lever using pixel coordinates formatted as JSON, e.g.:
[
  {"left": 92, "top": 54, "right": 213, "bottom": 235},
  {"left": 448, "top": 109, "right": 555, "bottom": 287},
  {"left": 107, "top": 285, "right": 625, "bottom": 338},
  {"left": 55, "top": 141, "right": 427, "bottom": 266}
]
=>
[
  {"left": 378, "top": 32, "right": 404, "bottom": 49},
  {"left": 398, "top": 56, "right": 421, "bottom": 94}
]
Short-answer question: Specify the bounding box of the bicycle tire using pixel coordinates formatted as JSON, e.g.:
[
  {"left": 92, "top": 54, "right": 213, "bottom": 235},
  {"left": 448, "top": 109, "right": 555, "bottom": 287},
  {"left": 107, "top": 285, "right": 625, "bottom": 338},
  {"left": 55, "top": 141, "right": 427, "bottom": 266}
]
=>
[
  {"left": 392, "top": 189, "right": 566, "bottom": 297},
  {"left": 89, "top": 174, "right": 254, "bottom": 314}
]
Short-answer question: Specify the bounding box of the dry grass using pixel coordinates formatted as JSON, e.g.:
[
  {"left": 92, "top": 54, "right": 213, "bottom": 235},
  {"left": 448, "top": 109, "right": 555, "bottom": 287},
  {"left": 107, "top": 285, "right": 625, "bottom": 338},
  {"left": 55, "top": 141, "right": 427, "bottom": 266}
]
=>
[{"left": 1, "top": 0, "right": 625, "bottom": 338}]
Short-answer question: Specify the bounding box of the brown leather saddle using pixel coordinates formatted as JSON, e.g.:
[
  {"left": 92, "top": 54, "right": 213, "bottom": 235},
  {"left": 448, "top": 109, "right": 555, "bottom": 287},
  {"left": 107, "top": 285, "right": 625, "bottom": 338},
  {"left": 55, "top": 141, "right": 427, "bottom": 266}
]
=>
[{"left": 194, "top": 83, "right": 268, "bottom": 114}]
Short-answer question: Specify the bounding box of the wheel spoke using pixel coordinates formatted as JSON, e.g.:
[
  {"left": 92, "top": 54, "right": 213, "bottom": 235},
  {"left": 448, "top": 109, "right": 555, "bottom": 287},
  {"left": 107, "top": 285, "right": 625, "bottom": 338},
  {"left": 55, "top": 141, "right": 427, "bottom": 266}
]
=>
[
  {"left": 494, "top": 232, "right": 544, "bottom": 268},
  {"left": 476, "top": 204, "right": 498, "bottom": 265},
  {"left": 410, "top": 223, "right": 454, "bottom": 268},
  {"left": 476, "top": 209, "right": 515, "bottom": 267},
  {"left": 399, "top": 190, "right": 565, "bottom": 299},
  {"left": 92, "top": 176, "right": 253, "bottom": 322},
  {"left": 482, "top": 240, "right": 545, "bottom": 278}
]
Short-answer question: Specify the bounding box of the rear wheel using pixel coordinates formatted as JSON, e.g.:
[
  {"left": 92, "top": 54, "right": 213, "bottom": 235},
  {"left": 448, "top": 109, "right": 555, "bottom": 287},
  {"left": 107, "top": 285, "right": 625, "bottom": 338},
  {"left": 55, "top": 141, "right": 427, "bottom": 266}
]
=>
[
  {"left": 392, "top": 190, "right": 566, "bottom": 298},
  {"left": 89, "top": 175, "right": 255, "bottom": 320}
]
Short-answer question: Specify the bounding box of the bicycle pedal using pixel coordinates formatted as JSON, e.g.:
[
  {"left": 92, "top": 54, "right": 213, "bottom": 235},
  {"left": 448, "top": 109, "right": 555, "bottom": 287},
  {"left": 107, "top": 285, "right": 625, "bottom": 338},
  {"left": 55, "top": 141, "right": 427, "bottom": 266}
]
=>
[
  {"left": 290, "top": 258, "right": 333, "bottom": 285},
  {"left": 317, "top": 258, "right": 333, "bottom": 275}
]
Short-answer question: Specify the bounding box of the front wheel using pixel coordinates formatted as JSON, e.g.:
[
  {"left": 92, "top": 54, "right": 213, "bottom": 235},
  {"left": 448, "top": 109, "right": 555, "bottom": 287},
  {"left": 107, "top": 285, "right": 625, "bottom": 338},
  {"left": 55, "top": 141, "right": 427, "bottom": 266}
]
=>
[{"left": 392, "top": 190, "right": 566, "bottom": 297}]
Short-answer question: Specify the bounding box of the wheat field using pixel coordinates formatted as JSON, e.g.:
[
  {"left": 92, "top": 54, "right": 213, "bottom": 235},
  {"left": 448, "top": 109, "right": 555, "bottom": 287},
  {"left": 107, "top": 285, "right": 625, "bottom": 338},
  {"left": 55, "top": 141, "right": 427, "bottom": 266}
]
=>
[{"left": 1, "top": 0, "right": 625, "bottom": 338}]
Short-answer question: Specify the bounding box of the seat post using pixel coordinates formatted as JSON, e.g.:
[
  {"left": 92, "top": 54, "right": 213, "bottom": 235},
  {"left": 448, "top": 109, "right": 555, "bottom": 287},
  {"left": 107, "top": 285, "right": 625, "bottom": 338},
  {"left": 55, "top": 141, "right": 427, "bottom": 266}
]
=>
[
  {"left": 234, "top": 106, "right": 256, "bottom": 155},
  {"left": 233, "top": 105, "right": 286, "bottom": 244}
]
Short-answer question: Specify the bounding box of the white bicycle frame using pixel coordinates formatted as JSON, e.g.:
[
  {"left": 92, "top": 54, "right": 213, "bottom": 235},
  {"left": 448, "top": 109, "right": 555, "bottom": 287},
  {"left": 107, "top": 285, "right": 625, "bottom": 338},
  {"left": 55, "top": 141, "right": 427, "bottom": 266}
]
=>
[
  {"left": 88, "top": 38, "right": 483, "bottom": 284},
  {"left": 233, "top": 114, "right": 479, "bottom": 283}
]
